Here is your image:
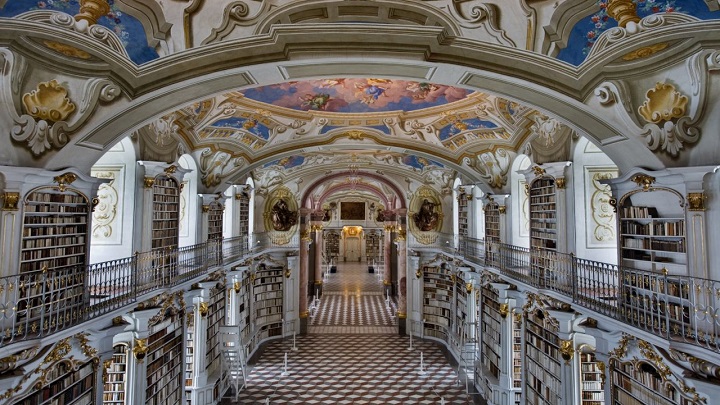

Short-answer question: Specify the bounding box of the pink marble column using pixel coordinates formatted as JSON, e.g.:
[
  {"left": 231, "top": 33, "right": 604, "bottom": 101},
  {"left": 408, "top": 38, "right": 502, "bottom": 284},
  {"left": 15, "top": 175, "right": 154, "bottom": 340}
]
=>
[
  {"left": 313, "top": 223, "right": 324, "bottom": 297},
  {"left": 395, "top": 208, "right": 408, "bottom": 323},
  {"left": 298, "top": 208, "right": 311, "bottom": 329}
]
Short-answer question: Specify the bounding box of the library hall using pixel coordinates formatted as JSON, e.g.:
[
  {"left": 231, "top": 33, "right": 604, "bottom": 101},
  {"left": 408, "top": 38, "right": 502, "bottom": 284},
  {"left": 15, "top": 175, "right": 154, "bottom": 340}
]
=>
[{"left": 1, "top": 0, "right": 720, "bottom": 404}]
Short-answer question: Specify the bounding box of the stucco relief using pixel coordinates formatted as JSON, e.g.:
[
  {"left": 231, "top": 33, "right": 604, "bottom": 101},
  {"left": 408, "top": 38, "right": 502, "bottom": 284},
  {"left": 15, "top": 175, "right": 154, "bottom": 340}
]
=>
[
  {"left": 467, "top": 148, "right": 511, "bottom": 190},
  {"left": 179, "top": 180, "right": 189, "bottom": 236},
  {"left": 197, "top": 148, "right": 245, "bottom": 188},
  {"left": 519, "top": 179, "right": 529, "bottom": 238},
  {"left": 91, "top": 166, "right": 122, "bottom": 243},
  {"left": 586, "top": 168, "right": 617, "bottom": 248}
]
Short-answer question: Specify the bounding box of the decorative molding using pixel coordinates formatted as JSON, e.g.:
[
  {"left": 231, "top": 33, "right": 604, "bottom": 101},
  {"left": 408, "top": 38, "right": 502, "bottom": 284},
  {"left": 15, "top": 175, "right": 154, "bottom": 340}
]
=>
[
  {"left": 201, "top": 205, "right": 210, "bottom": 213},
  {"left": 1, "top": 192, "right": 20, "bottom": 211},
  {"left": 631, "top": 173, "right": 655, "bottom": 191},
  {"left": 468, "top": 148, "right": 511, "bottom": 189},
  {"left": 91, "top": 167, "right": 121, "bottom": 241},
  {"left": 498, "top": 205, "right": 506, "bottom": 214},
  {"left": 559, "top": 339, "right": 574, "bottom": 364},
  {"left": 622, "top": 43, "right": 669, "bottom": 60},
  {"left": 75, "top": 0, "right": 111, "bottom": 25},
  {"left": 197, "top": 301, "right": 209, "bottom": 317},
  {"left": 143, "top": 176, "right": 156, "bottom": 188},
  {"left": 555, "top": 177, "right": 566, "bottom": 189},
  {"left": 53, "top": 173, "right": 78, "bottom": 192},
  {"left": 499, "top": 303, "right": 509, "bottom": 318},
  {"left": 132, "top": 338, "right": 148, "bottom": 362},
  {"left": 42, "top": 40, "right": 92, "bottom": 59},
  {"left": 532, "top": 166, "right": 545, "bottom": 176},
  {"left": 639, "top": 82, "right": 688, "bottom": 124},
  {"left": 22, "top": 80, "right": 75, "bottom": 122},
  {"left": 587, "top": 169, "right": 617, "bottom": 247},
  {"left": 606, "top": 0, "right": 640, "bottom": 28},
  {"left": 687, "top": 192, "right": 706, "bottom": 211}
]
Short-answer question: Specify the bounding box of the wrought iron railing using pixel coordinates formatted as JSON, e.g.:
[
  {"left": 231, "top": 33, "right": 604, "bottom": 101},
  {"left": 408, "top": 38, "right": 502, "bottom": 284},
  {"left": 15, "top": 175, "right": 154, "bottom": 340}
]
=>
[
  {"left": 470, "top": 240, "right": 719, "bottom": 353},
  {"left": 0, "top": 236, "right": 251, "bottom": 346}
]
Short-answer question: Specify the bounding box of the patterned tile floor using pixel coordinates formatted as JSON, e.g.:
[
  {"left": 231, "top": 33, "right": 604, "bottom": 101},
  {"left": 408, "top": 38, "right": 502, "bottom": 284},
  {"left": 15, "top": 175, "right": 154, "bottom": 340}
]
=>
[{"left": 224, "top": 262, "right": 483, "bottom": 404}]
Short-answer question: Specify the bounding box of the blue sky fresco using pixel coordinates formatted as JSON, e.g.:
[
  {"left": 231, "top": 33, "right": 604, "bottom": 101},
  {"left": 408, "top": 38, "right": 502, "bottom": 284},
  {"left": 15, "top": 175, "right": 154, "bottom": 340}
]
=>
[
  {"left": 212, "top": 117, "right": 272, "bottom": 140},
  {"left": 263, "top": 156, "right": 305, "bottom": 169},
  {"left": 438, "top": 118, "right": 497, "bottom": 141},
  {"left": 241, "top": 79, "right": 471, "bottom": 113},
  {"left": 557, "top": 0, "right": 720, "bottom": 66},
  {"left": 403, "top": 155, "right": 444, "bottom": 169},
  {"left": 0, "top": 0, "right": 158, "bottom": 64},
  {"left": 319, "top": 125, "right": 390, "bottom": 135}
]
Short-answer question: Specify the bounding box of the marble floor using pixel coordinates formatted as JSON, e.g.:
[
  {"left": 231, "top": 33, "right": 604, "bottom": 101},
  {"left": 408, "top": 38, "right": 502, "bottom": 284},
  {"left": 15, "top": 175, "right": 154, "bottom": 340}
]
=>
[{"left": 227, "top": 262, "right": 481, "bottom": 404}]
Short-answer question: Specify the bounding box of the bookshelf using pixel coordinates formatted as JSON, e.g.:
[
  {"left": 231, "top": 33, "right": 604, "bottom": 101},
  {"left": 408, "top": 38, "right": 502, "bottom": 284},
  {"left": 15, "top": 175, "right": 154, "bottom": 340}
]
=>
[
  {"left": 580, "top": 352, "right": 605, "bottom": 405},
  {"left": 237, "top": 192, "right": 250, "bottom": 247},
  {"left": 145, "top": 311, "right": 183, "bottom": 405},
  {"left": 511, "top": 312, "right": 522, "bottom": 404},
  {"left": 484, "top": 200, "right": 501, "bottom": 244},
  {"left": 151, "top": 175, "right": 180, "bottom": 250},
  {"left": 18, "top": 187, "right": 90, "bottom": 329},
  {"left": 325, "top": 231, "right": 340, "bottom": 262},
  {"left": 618, "top": 196, "right": 686, "bottom": 274},
  {"left": 529, "top": 177, "right": 557, "bottom": 283},
  {"left": 365, "top": 230, "right": 381, "bottom": 263},
  {"left": 254, "top": 265, "right": 284, "bottom": 341},
  {"left": 422, "top": 266, "right": 452, "bottom": 342},
  {"left": 480, "top": 284, "right": 501, "bottom": 380},
  {"left": 610, "top": 359, "right": 691, "bottom": 405},
  {"left": 185, "top": 313, "right": 195, "bottom": 391},
  {"left": 103, "top": 344, "right": 128, "bottom": 405},
  {"left": 238, "top": 275, "right": 252, "bottom": 352},
  {"left": 458, "top": 190, "right": 469, "bottom": 237},
  {"left": 205, "top": 286, "right": 226, "bottom": 375},
  {"left": 207, "top": 201, "right": 224, "bottom": 241},
  {"left": 525, "top": 310, "right": 562, "bottom": 405},
  {"left": 13, "top": 358, "right": 95, "bottom": 405}
]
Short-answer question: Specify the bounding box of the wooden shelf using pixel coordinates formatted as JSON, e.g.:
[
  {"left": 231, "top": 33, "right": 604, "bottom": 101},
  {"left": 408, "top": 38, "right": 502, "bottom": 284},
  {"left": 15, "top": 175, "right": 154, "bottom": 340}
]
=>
[
  {"left": 14, "top": 359, "right": 95, "bottom": 405},
  {"left": 484, "top": 201, "right": 500, "bottom": 244},
  {"left": 611, "top": 360, "right": 691, "bottom": 405},
  {"left": 525, "top": 310, "right": 561, "bottom": 405},
  {"left": 207, "top": 201, "right": 224, "bottom": 241},
  {"left": 145, "top": 312, "right": 183, "bottom": 405},
  {"left": 580, "top": 352, "right": 605, "bottom": 405},
  {"left": 254, "top": 265, "right": 284, "bottom": 342},
  {"left": 423, "top": 266, "right": 452, "bottom": 342},
  {"left": 206, "top": 285, "right": 226, "bottom": 375},
  {"left": 151, "top": 176, "right": 179, "bottom": 251},
  {"left": 480, "top": 284, "right": 501, "bottom": 380},
  {"left": 103, "top": 344, "right": 128, "bottom": 405}
]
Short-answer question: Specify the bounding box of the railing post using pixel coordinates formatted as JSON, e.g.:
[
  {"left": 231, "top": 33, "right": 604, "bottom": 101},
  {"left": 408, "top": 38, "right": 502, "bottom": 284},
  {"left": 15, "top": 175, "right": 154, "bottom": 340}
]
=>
[{"left": 570, "top": 253, "right": 577, "bottom": 303}]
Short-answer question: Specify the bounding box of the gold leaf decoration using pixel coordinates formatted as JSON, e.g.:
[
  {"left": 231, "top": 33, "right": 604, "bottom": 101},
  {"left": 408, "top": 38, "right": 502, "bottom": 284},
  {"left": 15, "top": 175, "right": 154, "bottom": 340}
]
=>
[
  {"left": 638, "top": 82, "right": 688, "bottom": 124},
  {"left": 622, "top": 43, "right": 669, "bottom": 61},
  {"left": 22, "top": 80, "right": 76, "bottom": 122}
]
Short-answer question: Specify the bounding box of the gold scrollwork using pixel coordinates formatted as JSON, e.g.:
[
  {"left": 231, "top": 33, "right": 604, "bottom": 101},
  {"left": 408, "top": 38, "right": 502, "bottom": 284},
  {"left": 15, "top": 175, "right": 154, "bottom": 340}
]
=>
[
  {"left": 416, "top": 268, "right": 422, "bottom": 279},
  {"left": 687, "top": 192, "right": 706, "bottom": 211},
  {"left": 559, "top": 339, "right": 574, "bottom": 364},
  {"left": 622, "top": 43, "right": 669, "bottom": 61},
  {"left": 532, "top": 166, "right": 545, "bottom": 176},
  {"left": 631, "top": 174, "right": 655, "bottom": 191},
  {"left": 499, "top": 303, "right": 509, "bottom": 318},
  {"left": 201, "top": 205, "right": 210, "bottom": 213},
  {"left": 285, "top": 268, "right": 292, "bottom": 278},
  {"left": 465, "top": 282, "right": 473, "bottom": 293},
  {"left": 143, "top": 177, "right": 156, "bottom": 188},
  {"left": 638, "top": 82, "right": 688, "bottom": 124},
  {"left": 1, "top": 192, "right": 20, "bottom": 210},
  {"left": 396, "top": 228, "right": 406, "bottom": 242},
  {"left": 597, "top": 361, "right": 607, "bottom": 388},
  {"left": 164, "top": 165, "right": 177, "bottom": 175},
  {"left": 310, "top": 224, "right": 323, "bottom": 232},
  {"left": 133, "top": 338, "right": 148, "bottom": 362},
  {"left": 53, "top": 173, "right": 78, "bottom": 192},
  {"left": 498, "top": 205, "right": 507, "bottom": 214},
  {"left": 233, "top": 281, "right": 241, "bottom": 293},
  {"left": 197, "top": 301, "right": 209, "bottom": 317},
  {"left": 555, "top": 178, "right": 566, "bottom": 189},
  {"left": 23, "top": 80, "right": 76, "bottom": 122},
  {"left": 43, "top": 40, "right": 92, "bottom": 59}
]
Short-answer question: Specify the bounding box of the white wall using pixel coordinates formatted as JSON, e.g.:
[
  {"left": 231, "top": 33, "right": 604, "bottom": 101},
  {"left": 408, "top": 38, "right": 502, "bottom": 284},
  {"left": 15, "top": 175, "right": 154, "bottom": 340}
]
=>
[
  {"left": 572, "top": 138, "right": 618, "bottom": 263},
  {"left": 510, "top": 154, "right": 531, "bottom": 248},
  {"left": 179, "top": 155, "right": 198, "bottom": 247},
  {"left": 89, "top": 137, "right": 137, "bottom": 263}
]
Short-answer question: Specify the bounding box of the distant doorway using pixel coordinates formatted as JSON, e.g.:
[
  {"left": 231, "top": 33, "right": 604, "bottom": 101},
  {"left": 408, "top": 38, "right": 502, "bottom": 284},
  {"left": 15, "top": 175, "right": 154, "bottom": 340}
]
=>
[{"left": 342, "top": 226, "right": 362, "bottom": 262}]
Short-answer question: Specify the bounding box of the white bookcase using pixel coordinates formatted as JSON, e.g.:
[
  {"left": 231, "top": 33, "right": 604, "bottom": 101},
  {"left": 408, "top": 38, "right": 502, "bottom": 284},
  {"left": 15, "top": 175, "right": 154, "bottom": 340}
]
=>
[
  {"left": 422, "top": 266, "right": 452, "bottom": 342},
  {"left": 103, "top": 344, "right": 129, "bottom": 405},
  {"left": 525, "top": 309, "right": 562, "bottom": 405}
]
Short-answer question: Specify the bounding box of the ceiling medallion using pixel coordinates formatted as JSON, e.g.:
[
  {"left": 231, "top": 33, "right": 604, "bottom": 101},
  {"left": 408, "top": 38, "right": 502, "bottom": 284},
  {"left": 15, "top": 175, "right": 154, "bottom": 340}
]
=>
[
  {"left": 42, "top": 40, "right": 91, "bottom": 59},
  {"left": 622, "top": 43, "right": 669, "bottom": 61}
]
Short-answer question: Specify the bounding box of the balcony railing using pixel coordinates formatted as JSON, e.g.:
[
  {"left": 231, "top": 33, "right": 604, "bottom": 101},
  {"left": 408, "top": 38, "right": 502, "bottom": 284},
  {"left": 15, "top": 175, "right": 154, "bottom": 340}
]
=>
[
  {"left": 1, "top": 233, "right": 717, "bottom": 355},
  {"left": 463, "top": 239, "right": 720, "bottom": 353},
  {"left": 0, "top": 236, "right": 251, "bottom": 346}
]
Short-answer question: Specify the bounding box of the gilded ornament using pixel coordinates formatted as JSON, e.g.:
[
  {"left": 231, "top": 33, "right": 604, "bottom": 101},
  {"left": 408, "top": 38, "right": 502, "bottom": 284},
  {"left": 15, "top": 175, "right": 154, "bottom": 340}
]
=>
[
  {"left": 233, "top": 281, "right": 241, "bottom": 293},
  {"left": 75, "top": 333, "right": 97, "bottom": 358},
  {"left": 132, "top": 338, "right": 148, "bottom": 361},
  {"left": 559, "top": 339, "right": 574, "bottom": 364},
  {"left": 597, "top": 361, "right": 606, "bottom": 388},
  {"left": 687, "top": 192, "right": 705, "bottom": 211},
  {"left": 465, "top": 282, "right": 473, "bottom": 293},
  {"left": 346, "top": 130, "right": 364, "bottom": 140},
  {"left": 383, "top": 279, "right": 392, "bottom": 286},
  {"left": 499, "top": 303, "right": 509, "bottom": 318},
  {"left": 631, "top": 174, "right": 655, "bottom": 191},
  {"left": 555, "top": 178, "right": 566, "bottom": 189},
  {"left": 285, "top": 268, "right": 292, "bottom": 278},
  {"left": 42, "top": 40, "right": 91, "bottom": 59},
  {"left": 165, "top": 165, "right": 178, "bottom": 175},
  {"left": 622, "top": 43, "right": 669, "bottom": 61},
  {"left": 397, "top": 311, "right": 407, "bottom": 319},
  {"left": 532, "top": 166, "right": 545, "bottom": 176},
  {"left": 638, "top": 82, "right": 688, "bottom": 124},
  {"left": 310, "top": 224, "right": 323, "bottom": 232},
  {"left": 53, "top": 173, "right": 78, "bottom": 192},
  {"left": 1, "top": 192, "right": 20, "bottom": 210},
  {"left": 22, "top": 80, "right": 76, "bottom": 122},
  {"left": 498, "top": 205, "right": 506, "bottom": 214},
  {"left": 299, "top": 310, "right": 309, "bottom": 319},
  {"left": 202, "top": 205, "right": 210, "bottom": 213},
  {"left": 606, "top": 0, "right": 640, "bottom": 28},
  {"left": 75, "top": 0, "right": 111, "bottom": 25},
  {"left": 396, "top": 227, "right": 406, "bottom": 242},
  {"left": 416, "top": 268, "right": 422, "bottom": 279},
  {"left": 143, "top": 177, "right": 156, "bottom": 188}
]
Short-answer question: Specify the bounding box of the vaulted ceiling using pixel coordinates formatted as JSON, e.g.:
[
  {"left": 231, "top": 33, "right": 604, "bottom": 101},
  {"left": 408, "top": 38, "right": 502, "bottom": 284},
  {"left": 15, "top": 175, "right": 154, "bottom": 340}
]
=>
[{"left": 1, "top": 0, "right": 718, "bottom": 199}]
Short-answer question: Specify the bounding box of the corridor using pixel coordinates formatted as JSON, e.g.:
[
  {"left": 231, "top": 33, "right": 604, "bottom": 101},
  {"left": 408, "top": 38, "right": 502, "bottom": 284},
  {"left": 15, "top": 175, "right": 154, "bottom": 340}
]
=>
[{"left": 231, "top": 262, "right": 479, "bottom": 404}]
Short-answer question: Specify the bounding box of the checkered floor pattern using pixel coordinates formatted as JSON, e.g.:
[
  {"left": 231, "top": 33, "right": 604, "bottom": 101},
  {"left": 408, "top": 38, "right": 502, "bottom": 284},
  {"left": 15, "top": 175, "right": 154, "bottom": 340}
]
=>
[{"left": 231, "top": 334, "right": 475, "bottom": 404}]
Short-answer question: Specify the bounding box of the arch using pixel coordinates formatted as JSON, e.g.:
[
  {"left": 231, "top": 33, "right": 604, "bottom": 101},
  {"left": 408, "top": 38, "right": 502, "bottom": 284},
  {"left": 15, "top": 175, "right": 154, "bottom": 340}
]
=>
[{"left": 300, "top": 171, "right": 406, "bottom": 210}]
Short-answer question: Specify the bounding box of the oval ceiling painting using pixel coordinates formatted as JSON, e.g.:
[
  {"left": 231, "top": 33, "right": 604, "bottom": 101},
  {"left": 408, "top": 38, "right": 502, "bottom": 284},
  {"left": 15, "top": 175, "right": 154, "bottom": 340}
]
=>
[{"left": 241, "top": 78, "right": 471, "bottom": 113}]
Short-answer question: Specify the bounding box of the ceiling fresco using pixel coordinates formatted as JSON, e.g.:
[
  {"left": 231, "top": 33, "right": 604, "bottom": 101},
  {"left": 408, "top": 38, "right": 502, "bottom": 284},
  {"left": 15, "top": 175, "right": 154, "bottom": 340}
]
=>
[
  {"left": 240, "top": 79, "right": 471, "bottom": 113},
  {"left": 557, "top": 0, "right": 720, "bottom": 66},
  {"left": 0, "top": 0, "right": 158, "bottom": 64},
  {"left": 438, "top": 118, "right": 499, "bottom": 141},
  {"left": 262, "top": 153, "right": 445, "bottom": 172}
]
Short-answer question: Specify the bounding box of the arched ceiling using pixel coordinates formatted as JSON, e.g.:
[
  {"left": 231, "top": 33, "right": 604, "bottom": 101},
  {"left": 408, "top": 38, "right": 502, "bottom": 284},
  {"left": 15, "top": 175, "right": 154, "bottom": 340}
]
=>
[{"left": 1, "top": 0, "right": 719, "bottom": 198}]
